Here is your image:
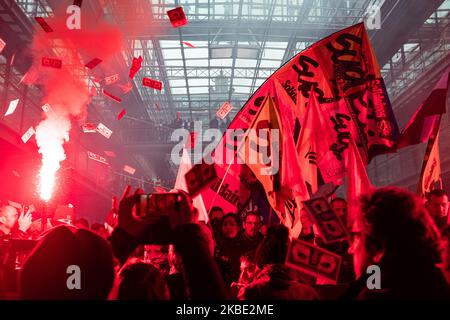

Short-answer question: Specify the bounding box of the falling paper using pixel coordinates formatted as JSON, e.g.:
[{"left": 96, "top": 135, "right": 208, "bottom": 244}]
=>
[
  {"left": 182, "top": 41, "right": 195, "bottom": 48},
  {"left": 42, "top": 57, "right": 62, "bottom": 69},
  {"left": 85, "top": 58, "right": 102, "bottom": 69},
  {"left": 10, "top": 53, "right": 15, "bottom": 66},
  {"left": 216, "top": 102, "right": 233, "bottom": 119},
  {"left": 82, "top": 123, "right": 97, "bottom": 133},
  {"left": 96, "top": 123, "right": 113, "bottom": 139},
  {"left": 104, "top": 150, "right": 116, "bottom": 157},
  {"left": 102, "top": 89, "right": 122, "bottom": 103},
  {"left": 142, "top": 77, "right": 163, "bottom": 90},
  {"left": 117, "top": 109, "right": 126, "bottom": 120},
  {"left": 21, "top": 127, "right": 35, "bottom": 143},
  {"left": 87, "top": 151, "right": 109, "bottom": 165},
  {"left": 123, "top": 165, "right": 136, "bottom": 175},
  {"left": 34, "top": 17, "right": 53, "bottom": 32},
  {"left": 4, "top": 99, "right": 19, "bottom": 116},
  {"left": 0, "top": 38, "right": 5, "bottom": 54},
  {"left": 41, "top": 103, "right": 53, "bottom": 114},
  {"left": 118, "top": 82, "right": 132, "bottom": 94},
  {"left": 167, "top": 7, "right": 188, "bottom": 28},
  {"left": 129, "top": 56, "right": 143, "bottom": 79},
  {"left": 104, "top": 74, "right": 120, "bottom": 85}
]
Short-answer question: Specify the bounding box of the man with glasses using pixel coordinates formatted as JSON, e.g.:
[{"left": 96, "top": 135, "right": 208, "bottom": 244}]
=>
[{"left": 237, "top": 211, "right": 264, "bottom": 258}]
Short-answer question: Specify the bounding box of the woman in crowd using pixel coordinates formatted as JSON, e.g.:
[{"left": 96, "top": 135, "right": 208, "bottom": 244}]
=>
[{"left": 215, "top": 213, "right": 242, "bottom": 286}]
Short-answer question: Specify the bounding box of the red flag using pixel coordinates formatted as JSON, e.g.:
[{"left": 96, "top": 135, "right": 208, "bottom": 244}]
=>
[
  {"left": 396, "top": 68, "right": 450, "bottom": 149},
  {"left": 167, "top": 7, "right": 188, "bottom": 28},
  {"left": 297, "top": 90, "right": 338, "bottom": 193},
  {"left": 117, "top": 109, "right": 126, "bottom": 120},
  {"left": 346, "top": 136, "right": 372, "bottom": 223},
  {"left": 418, "top": 118, "right": 441, "bottom": 196},
  {"left": 281, "top": 105, "right": 310, "bottom": 237}
]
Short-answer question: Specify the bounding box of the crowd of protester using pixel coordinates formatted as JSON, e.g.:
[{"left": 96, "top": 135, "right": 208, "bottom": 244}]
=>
[{"left": 0, "top": 186, "right": 449, "bottom": 300}]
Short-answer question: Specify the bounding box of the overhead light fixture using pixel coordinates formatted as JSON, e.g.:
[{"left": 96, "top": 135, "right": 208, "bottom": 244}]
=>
[
  {"left": 210, "top": 46, "right": 233, "bottom": 59},
  {"left": 210, "top": 46, "right": 259, "bottom": 59}
]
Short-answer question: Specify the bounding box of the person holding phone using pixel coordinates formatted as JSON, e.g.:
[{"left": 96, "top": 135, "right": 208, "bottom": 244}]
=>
[{"left": 0, "top": 205, "right": 33, "bottom": 238}]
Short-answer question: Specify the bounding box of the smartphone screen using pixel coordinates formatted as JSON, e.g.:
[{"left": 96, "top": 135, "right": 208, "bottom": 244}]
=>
[{"left": 136, "top": 193, "right": 179, "bottom": 219}]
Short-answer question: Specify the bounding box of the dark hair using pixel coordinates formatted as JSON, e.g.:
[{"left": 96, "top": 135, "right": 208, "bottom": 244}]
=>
[
  {"left": 20, "top": 226, "right": 114, "bottom": 299},
  {"left": 118, "top": 259, "right": 169, "bottom": 300},
  {"left": 254, "top": 224, "right": 290, "bottom": 268},
  {"left": 331, "top": 197, "right": 347, "bottom": 206},
  {"left": 428, "top": 189, "right": 448, "bottom": 200},
  {"left": 90, "top": 223, "right": 103, "bottom": 232},
  {"left": 74, "top": 218, "right": 89, "bottom": 229},
  {"left": 210, "top": 206, "right": 224, "bottom": 217},
  {"left": 211, "top": 206, "right": 224, "bottom": 213},
  {"left": 244, "top": 211, "right": 261, "bottom": 223},
  {"left": 358, "top": 187, "right": 445, "bottom": 267},
  {"left": 221, "top": 213, "right": 240, "bottom": 227}
]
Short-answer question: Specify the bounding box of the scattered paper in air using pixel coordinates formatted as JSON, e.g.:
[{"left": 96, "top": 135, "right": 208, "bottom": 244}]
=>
[
  {"left": 96, "top": 123, "right": 113, "bottom": 139},
  {"left": 117, "top": 109, "right": 126, "bottom": 120},
  {"left": 42, "top": 57, "right": 62, "bottom": 69},
  {"left": 104, "top": 74, "right": 120, "bottom": 85},
  {"left": 21, "top": 127, "right": 35, "bottom": 143},
  {"left": 102, "top": 89, "right": 122, "bottom": 103},
  {"left": 85, "top": 58, "right": 102, "bottom": 69},
  {"left": 82, "top": 123, "right": 97, "bottom": 133},
  {"left": 167, "top": 7, "right": 188, "bottom": 28},
  {"left": 216, "top": 102, "right": 233, "bottom": 119},
  {"left": 129, "top": 56, "right": 143, "bottom": 79},
  {"left": 123, "top": 165, "right": 136, "bottom": 175},
  {"left": 4, "top": 99, "right": 19, "bottom": 116},
  {"left": 142, "top": 77, "right": 162, "bottom": 90},
  {"left": 87, "top": 151, "right": 109, "bottom": 165}
]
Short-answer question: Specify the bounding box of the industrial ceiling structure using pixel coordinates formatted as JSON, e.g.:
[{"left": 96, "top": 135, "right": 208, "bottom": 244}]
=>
[{"left": 1, "top": 0, "right": 449, "bottom": 202}]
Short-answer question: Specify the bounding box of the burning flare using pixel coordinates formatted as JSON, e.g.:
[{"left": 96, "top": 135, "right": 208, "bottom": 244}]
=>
[{"left": 35, "top": 114, "right": 70, "bottom": 201}]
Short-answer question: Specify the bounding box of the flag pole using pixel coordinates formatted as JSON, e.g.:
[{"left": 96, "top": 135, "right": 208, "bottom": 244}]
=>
[{"left": 207, "top": 95, "right": 272, "bottom": 216}]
